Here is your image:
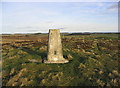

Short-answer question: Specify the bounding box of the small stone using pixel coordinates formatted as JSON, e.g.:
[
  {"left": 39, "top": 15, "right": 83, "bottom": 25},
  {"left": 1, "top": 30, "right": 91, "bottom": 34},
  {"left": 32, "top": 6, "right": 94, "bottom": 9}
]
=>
[
  {"left": 109, "top": 73, "right": 112, "bottom": 77},
  {"left": 41, "top": 79, "right": 46, "bottom": 84},
  {"left": 99, "top": 70, "right": 103, "bottom": 75},
  {"left": 67, "top": 54, "right": 72, "bottom": 60},
  {"left": 10, "top": 68, "right": 15, "bottom": 75},
  {"left": 112, "top": 70, "right": 119, "bottom": 76}
]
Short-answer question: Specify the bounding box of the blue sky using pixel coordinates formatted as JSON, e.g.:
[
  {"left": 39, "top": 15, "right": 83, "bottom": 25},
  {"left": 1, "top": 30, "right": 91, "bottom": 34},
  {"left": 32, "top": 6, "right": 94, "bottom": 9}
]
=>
[{"left": 2, "top": 2, "right": 118, "bottom": 33}]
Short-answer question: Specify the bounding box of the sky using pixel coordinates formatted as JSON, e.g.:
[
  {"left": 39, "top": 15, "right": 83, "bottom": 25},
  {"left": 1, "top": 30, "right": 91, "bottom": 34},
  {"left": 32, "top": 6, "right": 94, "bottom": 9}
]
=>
[{"left": 2, "top": 2, "right": 118, "bottom": 33}]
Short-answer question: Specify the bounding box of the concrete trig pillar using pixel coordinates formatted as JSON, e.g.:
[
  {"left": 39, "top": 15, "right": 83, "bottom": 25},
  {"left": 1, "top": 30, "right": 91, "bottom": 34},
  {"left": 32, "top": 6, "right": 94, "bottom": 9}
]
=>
[{"left": 44, "top": 29, "right": 69, "bottom": 63}]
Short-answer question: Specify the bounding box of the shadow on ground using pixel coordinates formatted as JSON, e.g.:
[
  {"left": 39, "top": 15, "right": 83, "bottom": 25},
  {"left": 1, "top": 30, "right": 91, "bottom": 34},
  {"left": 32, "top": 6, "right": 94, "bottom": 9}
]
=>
[{"left": 10, "top": 44, "right": 47, "bottom": 63}]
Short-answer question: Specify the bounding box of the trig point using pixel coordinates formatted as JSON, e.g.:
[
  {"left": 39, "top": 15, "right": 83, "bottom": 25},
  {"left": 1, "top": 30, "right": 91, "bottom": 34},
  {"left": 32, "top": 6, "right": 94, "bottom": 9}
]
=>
[{"left": 44, "top": 29, "right": 69, "bottom": 63}]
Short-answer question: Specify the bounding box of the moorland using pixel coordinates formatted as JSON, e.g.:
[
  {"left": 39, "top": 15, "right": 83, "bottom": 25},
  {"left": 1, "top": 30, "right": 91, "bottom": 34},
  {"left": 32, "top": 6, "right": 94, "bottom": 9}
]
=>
[{"left": 1, "top": 33, "right": 120, "bottom": 86}]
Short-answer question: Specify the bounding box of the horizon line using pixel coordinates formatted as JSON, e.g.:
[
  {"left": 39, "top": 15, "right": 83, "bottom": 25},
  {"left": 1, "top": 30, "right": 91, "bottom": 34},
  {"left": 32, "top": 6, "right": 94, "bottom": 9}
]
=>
[{"left": 1, "top": 31, "right": 120, "bottom": 34}]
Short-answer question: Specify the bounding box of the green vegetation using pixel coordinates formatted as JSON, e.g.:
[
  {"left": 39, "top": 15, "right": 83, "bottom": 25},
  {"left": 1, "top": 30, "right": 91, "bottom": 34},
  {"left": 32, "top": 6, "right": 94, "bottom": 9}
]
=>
[{"left": 2, "top": 33, "right": 120, "bottom": 86}]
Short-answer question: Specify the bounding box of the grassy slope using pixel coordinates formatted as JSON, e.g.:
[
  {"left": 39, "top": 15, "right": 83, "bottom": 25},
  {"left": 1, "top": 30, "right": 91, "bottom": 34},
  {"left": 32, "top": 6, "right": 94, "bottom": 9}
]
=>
[{"left": 2, "top": 33, "right": 120, "bottom": 86}]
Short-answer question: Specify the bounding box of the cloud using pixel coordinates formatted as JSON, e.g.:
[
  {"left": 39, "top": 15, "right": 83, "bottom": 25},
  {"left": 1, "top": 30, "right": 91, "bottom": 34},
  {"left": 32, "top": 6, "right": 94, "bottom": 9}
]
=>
[
  {"left": 57, "top": 27, "right": 66, "bottom": 30},
  {"left": 2, "top": 0, "right": 119, "bottom": 2},
  {"left": 46, "top": 21, "right": 54, "bottom": 23},
  {"left": 59, "top": 28, "right": 65, "bottom": 29},
  {"left": 97, "top": 2, "right": 104, "bottom": 7},
  {"left": 27, "top": 29, "right": 39, "bottom": 32},
  {"left": 108, "top": 4, "right": 118, "bottom": 9},
  {"left": 108, "top": 4, "right": 118, "bottom": 12},
  {"left": 2, "top": 2, "right": 118, "bottom": 33},
  {"left": 16, "top": 26, "right": 40, "bottom": 29}
]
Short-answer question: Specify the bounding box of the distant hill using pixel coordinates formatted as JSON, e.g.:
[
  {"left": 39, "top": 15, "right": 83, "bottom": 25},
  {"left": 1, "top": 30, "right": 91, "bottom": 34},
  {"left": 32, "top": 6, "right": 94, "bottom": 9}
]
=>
[{"left": 69, "top": 32, "right": 91, "bottom": 35}]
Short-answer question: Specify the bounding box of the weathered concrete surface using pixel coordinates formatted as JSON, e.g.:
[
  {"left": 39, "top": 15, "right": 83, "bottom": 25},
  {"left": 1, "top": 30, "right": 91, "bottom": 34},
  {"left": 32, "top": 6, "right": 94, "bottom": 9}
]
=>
[{"left": 44, "top": 29, "right": 68, "bottom": 63}]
